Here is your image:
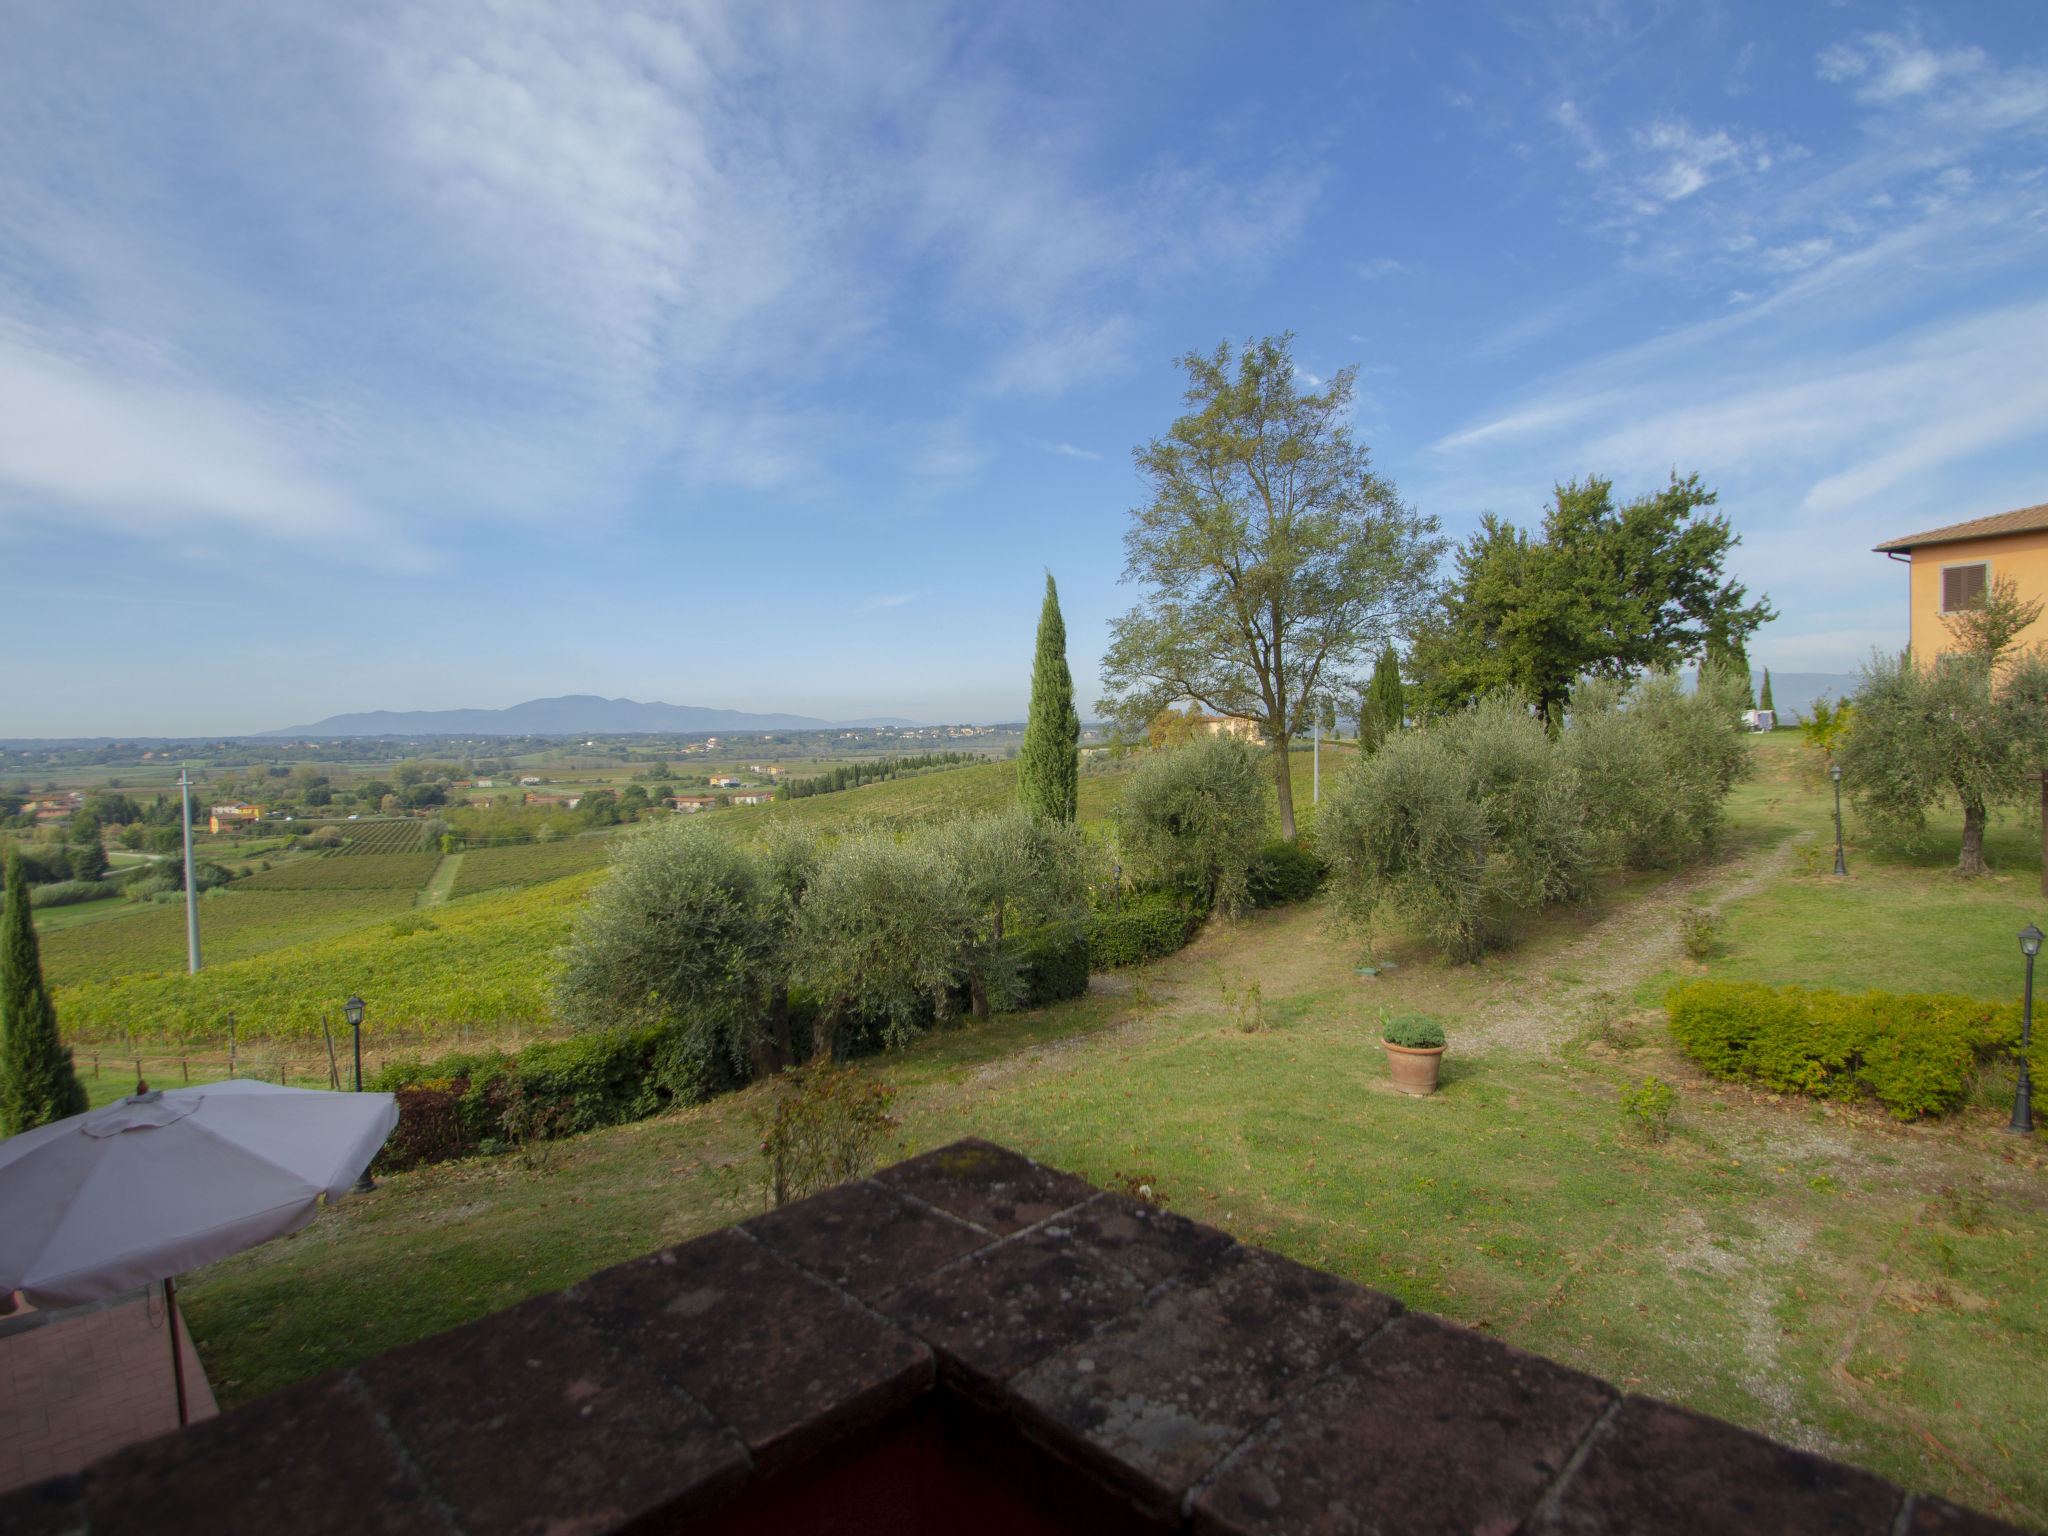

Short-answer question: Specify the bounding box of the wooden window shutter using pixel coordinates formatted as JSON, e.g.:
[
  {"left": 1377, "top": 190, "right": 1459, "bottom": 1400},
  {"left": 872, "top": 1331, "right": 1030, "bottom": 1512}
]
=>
[{"left": 1943, "top": 563, "right": 1988, "bottom": 612}]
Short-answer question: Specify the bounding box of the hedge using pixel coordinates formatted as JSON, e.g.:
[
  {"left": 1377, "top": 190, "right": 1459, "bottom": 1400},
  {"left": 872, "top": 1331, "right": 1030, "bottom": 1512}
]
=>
[
  {"left": 1665, "top": 980, "right": 2023, "bottom": 1119},
  {"left": 369, "top": 1023, "right": 698, "bottom": 1169},
  {"left": 1016, "top": 928, "right": 1090, "bottom": 1007},
  {"left": 1086, "top": 892, "right": 1204, "bottom": 969},
  {"left": 1248, "top": 839, "right": 1327, "bottom": 907}
]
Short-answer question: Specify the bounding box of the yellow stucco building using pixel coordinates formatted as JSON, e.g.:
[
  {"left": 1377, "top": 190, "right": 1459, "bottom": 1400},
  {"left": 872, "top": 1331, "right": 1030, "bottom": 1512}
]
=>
[{"left": 1873, "top": 500, "right": 2048, "bottom": 661}]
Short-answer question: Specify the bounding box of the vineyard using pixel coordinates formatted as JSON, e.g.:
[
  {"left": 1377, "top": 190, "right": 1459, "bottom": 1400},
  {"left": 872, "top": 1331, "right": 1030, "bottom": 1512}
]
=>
[
  {"left": 334, "top": 818, "right": 433, "bottom": 854},
  {"left": 38, "top": 888, "right": 424, "bottom": 987},
  {"left": 238, "top": 853, "right": 442, "bottom": 891},
  {"left": 52, "top": 873, "right": 596, "bottom": 1045},
  {"left": 452, "top": 836, "right": 615, "bottom": 897}
]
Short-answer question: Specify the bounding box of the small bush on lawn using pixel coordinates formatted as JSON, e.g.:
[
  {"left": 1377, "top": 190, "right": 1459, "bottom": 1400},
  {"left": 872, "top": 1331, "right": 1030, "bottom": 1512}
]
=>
[
  {"left": 1086, "top": 891, "right": 1203, "bottom": 968},
  {"left": 1247, "top": 839, "right": 1327, "bottom": 907},
  {"left": 752, "top": 1062, "right": 900, "bottom": 1207},
  {"left": 1619, "top": 1077, "right": 1678, "bottom": 1141},
  {"left": 1014, "top": 927, "right": 1091, "bottom": 1007},
  {"left": 1666, "top": 980, "right": 2021, "bottom": 1119},
  {"left": 1677, "top": 907, "right": 1722, "bottom": 960}
]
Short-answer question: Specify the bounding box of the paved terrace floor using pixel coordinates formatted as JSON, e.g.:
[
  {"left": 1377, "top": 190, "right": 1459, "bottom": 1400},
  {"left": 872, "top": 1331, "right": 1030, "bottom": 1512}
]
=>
[{"left": 0, "top": 1287, "right": 217, "bottom": 1496}]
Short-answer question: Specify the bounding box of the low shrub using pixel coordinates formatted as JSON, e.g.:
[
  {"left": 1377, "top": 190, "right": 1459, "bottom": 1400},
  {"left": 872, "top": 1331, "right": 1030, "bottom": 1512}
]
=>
[
  {"left": 27, "top": 879, "right": 123, "bottom": 910},
  {"left": 1247, "top": 839, "right": 1327, "bottom": 907},
  {"left": 1618, "top": 1076, "right": 1678, "bottom": 1141},
  {"left": 1014, "top": 928, "right": 1091, "bottom": 1007},
  {"left": 370, "top": 1023, "right": 690, "bottom": 1167},
  {"left": 1381, "top": 1012, "right": 1446, "bottom": 1049},
  {"left": 1666, "top": 980, "right": 2021, "bottom": 1119},
  {"left": 1087, "top": 891, "right": 1202, "bottom": 969},
  {"left": 1677, "top": 907, "right": 1723, "bottom": 960},
  {"left": 752, "top": 1062, "right": 900, "bottom": 1207}
]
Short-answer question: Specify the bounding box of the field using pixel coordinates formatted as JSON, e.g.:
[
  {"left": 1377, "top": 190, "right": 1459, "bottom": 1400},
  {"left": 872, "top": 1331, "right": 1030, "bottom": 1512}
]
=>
[
  {"left": 332, "top": 819, "right": 433, "bottom": 854},
  {"left": 451, "top": 835, "right": 614, "bottom": 896},
  {"left": 39, "top": 889, "right": 427, "bottom": 987},
  {"left": 238, "top": 852, "right": 442, "bottom": 890},
  {"left": 157, "top": 731, "right": 2048, "bottom": 1524}
]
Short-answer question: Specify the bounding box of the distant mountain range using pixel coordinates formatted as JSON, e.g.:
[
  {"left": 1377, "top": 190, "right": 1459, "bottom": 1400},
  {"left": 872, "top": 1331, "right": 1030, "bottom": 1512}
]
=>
[
  {"left": 1751, "top": 672, "right": 1860, "bottom": 719},
  {"left": 261, "top": 696, "right": 922, "bottom": 738}
]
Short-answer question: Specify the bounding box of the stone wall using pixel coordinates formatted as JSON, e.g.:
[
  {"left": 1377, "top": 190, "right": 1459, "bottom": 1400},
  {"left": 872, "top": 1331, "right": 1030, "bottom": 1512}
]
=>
[{"left": 0, "top": 1138, "right": 2028, "bottom": 1535}]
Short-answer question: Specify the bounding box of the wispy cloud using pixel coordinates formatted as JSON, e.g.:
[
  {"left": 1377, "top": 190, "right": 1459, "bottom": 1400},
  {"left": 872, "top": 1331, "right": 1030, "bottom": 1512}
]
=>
[
  {"left": 863, "top": 591, "right": 915, "bottom": 610},
  {"left": 1040, "top": 441, "right": 1102, "bottom": 461}
]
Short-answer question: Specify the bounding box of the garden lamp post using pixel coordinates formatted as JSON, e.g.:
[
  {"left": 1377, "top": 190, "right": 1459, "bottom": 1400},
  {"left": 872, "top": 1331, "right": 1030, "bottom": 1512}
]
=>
[
  {"left": 344, "top": 995, "right": 376, "bottom": 1189},
  {"left": 1829, "top": 763, "right": 1848, "bottom": 877},
  {"left": 2011, "top": 926, "right": 2040, "bottom": 1136}
]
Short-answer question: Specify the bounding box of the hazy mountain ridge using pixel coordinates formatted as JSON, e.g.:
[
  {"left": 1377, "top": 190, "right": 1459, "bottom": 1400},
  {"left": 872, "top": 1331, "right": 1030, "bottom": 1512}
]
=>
[{"left": 261, "top": 695, "right": 921, "bottom": 738}]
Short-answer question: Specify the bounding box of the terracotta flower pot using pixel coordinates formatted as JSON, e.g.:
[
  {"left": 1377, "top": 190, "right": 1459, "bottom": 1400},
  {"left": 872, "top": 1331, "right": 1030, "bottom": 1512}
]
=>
[{"left": 1383, "top": 1040, "right": 1445, "bottom": 1096}]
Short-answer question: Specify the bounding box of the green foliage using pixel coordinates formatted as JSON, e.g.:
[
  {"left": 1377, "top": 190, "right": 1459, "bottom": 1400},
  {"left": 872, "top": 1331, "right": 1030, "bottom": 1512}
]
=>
[
  {"left": 1099, "top": 332, "right": 1443, "bottom": 838},
  {"left": 1666, "top": 980, "right": 2020, "bottom": 1119},
  {"left": 1320, "top": 694, "right": 1590, "bottom": 961},
  {"left": 1409, "top": 472, "right": 1774, "bottom": 719},
  {"left": 239, "top": 853, "right": 439, "bottom": 890},
  {"left": 1113, "top": 735, "right": 1273, "bottom": 914},
  {"left": 1563, "top": 666, "right": 1753, "bottom": 870},
  {"left": 779, "top": 751, "right": 976, "bottom": 801},
  {"left": 1085, "top": 891, "right": 1203, "bottom": 969},
  {"left": 2, "top": 850, "right": 88, "bottom": 1134},
  {"left": 1380, "top": 1011, "right": 1446, "bottom": 1048},
  {"left": 553, "top": 819, "right": 782, "bottom": 1085},
  {"left": 1677, "top": 907, "right": 1723, "bottom": 960},
  {"left": 1838, "top": 649, "right": 2043, "bottom": 875},
  {"left": 751, "top": 1062, "right": 900, "bottom": 1207},
  {"left": 1758, "top": 668, "right": 1774, "bottom": 712},
  {"left": 931, "top": 809, "right": 1093, "bottom": 1017},
  {"left": 1800, "top": 695, "right": 1855, "bottom": 760},
  {"left": 1618, "top": 1076, "right": 1678, "bottom": 1141},
  {"left": 1247, "top": 839, "right": 1327, "bottom": 906},
  {"left": 1015, "top": 928, "right": 1091, "bottom": 1007},
  {"left": 452, "top": 836, "right": 612, "bottom": 896},
  {"left": 1938, "top": 573, "right": 2044, "bottom": 665},
  {"left": 1359, "top": 642, "right": 1406, "bottom": 751},
  {"left": 27, "top": 879, "right": 125, "bottom": 910},
  {"left": 1019, "top": 573, "right": 1081, "bottom": 823}
]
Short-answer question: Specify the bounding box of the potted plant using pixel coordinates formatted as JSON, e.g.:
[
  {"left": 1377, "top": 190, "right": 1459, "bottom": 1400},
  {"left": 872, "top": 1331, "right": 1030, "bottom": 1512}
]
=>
[{"left": 1380, "top": 1010, "right": 1447, "bottom": 1096}]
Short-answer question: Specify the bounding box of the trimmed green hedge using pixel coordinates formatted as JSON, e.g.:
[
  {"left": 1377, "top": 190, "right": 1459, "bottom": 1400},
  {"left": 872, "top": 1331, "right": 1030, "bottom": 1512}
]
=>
[
  {"left": 1248, "top": 839, "right": 1326, "bottom": 907},
  {"left": 1087, "top": 892, "right": 1203, "bottom": 969},
  {"left": 1666, "top": 980, "right": 2022, "bottom": 1120},
  {"left": 1017, "top": 929, "right": 1091, "bottom": 1007}
]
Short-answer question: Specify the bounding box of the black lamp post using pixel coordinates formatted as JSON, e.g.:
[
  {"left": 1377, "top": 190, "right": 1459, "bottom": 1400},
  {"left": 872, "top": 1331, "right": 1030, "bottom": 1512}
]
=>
[
  {"left": 1829, "top": 763, "right": 1848, "bottom": 877},
  {"left": 2011, "top": 926, "right": 2041, "bottom": 1136},
  {"left": 343, "top": 995, "right": 375, "bottom": 1190}
]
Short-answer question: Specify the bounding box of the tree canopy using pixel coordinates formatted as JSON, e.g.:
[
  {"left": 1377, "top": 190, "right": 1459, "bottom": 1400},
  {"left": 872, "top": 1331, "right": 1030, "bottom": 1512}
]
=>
[
  {"left": 1408, "top": 473, "right": 1773, "bottom": 720},
  {"left": 1100, "top": 333, "right": 1443, "bottom": 840}
]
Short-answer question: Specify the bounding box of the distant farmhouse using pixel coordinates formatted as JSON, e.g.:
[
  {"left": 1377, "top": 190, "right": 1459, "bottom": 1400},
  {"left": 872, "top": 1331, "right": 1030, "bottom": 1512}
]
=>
[
  {"left": 209, "top": 802, "right": 260, "bottom": 834},
  {"left": 1876, "top": 500, "right": 2048, "bottom": 661}
]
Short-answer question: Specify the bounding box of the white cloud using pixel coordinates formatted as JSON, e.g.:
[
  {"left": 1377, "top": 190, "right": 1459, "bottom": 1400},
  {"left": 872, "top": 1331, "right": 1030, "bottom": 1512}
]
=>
[
  {"left": 1042, "top": 442, "right": 1102, "bottom": 461},
  {"left": 1631, "top": 120, "right": 1769, "bottom": 205},
  {"left": 862, "top": 592, "right": 915, "bottom": 610},
  {"left": 0, "top": 327, "right": 422, "bottom": 567}
]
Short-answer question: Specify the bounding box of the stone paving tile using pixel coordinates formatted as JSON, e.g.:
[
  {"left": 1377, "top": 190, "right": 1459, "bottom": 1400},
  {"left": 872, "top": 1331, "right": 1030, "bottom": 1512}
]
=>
[
  {"left": 881, "top": 1194, "right": 1238, "bottom": 1399},
  {"left": 743, "top": 1178, "right": 990, "bottom": 1304},
  {"left": 577, "top": 1227, "right": 931, "bottom": 1477},
  {"left": 0, "top": 1292, "right": 216, "bottom": 1498},
  {"left": 874, "top": 1137, "right": 1098, "bottom": 1235},
  {"left": 1528, "top": 1394, "right": 1906, "bottom": 1536},
  {"left": 358, "top": 1291, "right": 749, "bottom": 1535},
  {"left": 1194, "top": 1312, "right": 1614, "bottom": 1536},
  {"left": 1908, "top": 1494, "right": 2038, "bottom": 1536},
  {"left": 1011, "top": 1245, "right": 1404, "bottom": 1519}
]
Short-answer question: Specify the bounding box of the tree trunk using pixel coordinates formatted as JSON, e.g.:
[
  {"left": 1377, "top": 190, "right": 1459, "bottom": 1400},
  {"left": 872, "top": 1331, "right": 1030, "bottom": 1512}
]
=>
[
  {"left": 969, "top": 971, "right": 990, "bottom": 1021},
  {"left": 1958, "top": 797, "right": 1990, "bottom": 878},
  {"left": 813, "top": 1002, "right": 842, "bottom": 1065},
  {"left": 1271, "top": 731, "right": 1297, "bottom": 842},
  {"left": 748, "top": 1035, "right": 778, "bottom": 1080},
  {"left": 769, "top": 985, "right": 794, "bottom": 1070}
]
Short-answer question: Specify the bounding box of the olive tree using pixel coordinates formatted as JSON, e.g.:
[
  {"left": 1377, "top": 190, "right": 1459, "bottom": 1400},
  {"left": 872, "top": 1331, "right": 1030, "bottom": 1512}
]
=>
[
  {"left": 552, "top": 819, "right": 782, "bottom": 1082},
  {"left": 1112, "top": 734, "right": 1273, "bottom": 915},
  {"left": 1320, "top": 694, "right": 1589, "bottom": 961},
  {"left": 1563, "top": 665, "right": 1752, "bottom": 870},
  {"left": 931, "top": 809, "right": 1094, "bottom": 1018}
]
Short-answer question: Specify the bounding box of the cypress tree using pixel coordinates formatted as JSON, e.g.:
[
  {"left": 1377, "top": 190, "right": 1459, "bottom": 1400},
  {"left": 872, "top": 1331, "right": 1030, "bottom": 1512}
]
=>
[
  {"left": 1759, "top": 668, "right": 1774, "bottom": 713},
  {"left": 1, "top": 849, "right": 88, "bottom": 1135},
  {"left": 1018, "top": 573, "right": 1081, "bottom": 822},
  {"left": 1363, "top": 643, "right": 1405, "bottom": 751}
]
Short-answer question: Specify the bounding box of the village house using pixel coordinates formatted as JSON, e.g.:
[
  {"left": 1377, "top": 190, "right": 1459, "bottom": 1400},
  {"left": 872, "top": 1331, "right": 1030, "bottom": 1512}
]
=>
[
  {"left": 1198, "top": 713, "right": 1262, "bottom": 741},
  {"left": 731, "top": 791, "right": 776, "bottom": 806},
  {"left": 1875, "top": 499, "right": 2048, "bottom": 662},
  {"left": 208, "top": 803, "right": 261, "bottom": 834},
  {"left": 523, "top": 792, "right": 572, "bottom": 809},
  {"left": 666, "top": 795, "right": 716, "bottom": 812}
]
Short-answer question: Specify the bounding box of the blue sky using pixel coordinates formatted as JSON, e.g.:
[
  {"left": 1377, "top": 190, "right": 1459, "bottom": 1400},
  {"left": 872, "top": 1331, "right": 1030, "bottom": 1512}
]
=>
[{"left": 3, "top": 2, "right": 2044, "bottom": 736}]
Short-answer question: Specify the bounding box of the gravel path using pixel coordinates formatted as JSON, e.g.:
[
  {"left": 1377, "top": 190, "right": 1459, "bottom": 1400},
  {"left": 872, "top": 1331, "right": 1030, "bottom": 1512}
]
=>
[{"left": 1461, "top": 830, "right": 1811, "bottom": 1056}]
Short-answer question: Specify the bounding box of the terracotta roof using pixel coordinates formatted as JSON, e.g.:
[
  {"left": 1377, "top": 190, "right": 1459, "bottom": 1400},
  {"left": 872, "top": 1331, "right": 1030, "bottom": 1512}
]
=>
[{"left": 1873, "top": 501, "right": 2048, "bottom": 552}]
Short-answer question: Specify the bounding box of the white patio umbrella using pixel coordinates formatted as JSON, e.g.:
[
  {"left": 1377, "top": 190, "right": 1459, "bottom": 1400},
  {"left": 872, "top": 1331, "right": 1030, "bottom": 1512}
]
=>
[{"left": 0, "top": 1079, "right": 398, "bottom": 1422}]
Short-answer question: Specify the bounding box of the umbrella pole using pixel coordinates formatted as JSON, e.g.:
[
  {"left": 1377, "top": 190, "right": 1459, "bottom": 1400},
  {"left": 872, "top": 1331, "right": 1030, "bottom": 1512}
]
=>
[{"left": 165, "top": 1275, "right": 189, "bottom": 1427}]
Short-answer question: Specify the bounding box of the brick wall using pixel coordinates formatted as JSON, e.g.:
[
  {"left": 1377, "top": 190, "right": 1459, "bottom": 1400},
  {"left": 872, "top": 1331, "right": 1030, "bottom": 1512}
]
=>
[{"left": 0, "top": 1139, "right": 2028, "bottom": 1535}]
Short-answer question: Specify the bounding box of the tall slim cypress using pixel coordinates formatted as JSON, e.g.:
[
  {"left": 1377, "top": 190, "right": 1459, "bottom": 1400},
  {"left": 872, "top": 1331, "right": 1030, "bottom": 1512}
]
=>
[
  {"left": 1759, "top": 669, "right": 1774, "bottom": 713},
  {"left": 2, "top": 849, "right": 89, "bottom": 1135},
  {"left": 1018, "top": 573, "right": 1081, "bottom": 822}
]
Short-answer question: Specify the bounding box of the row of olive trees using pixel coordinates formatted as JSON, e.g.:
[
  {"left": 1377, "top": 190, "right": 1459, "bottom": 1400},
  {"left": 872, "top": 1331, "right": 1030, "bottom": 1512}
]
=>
[
  {"left": 1319, "top": 668, "right": 1752, "bottom": 961},
  {"left": 551, "top": 810, "right": 1094, "bottom": 1090}
]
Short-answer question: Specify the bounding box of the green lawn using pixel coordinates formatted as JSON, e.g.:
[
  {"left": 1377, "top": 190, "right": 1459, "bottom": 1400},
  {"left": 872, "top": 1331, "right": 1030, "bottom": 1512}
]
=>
[{"left": 170, "top": 731, "right": 2048, "bottom": 1526}]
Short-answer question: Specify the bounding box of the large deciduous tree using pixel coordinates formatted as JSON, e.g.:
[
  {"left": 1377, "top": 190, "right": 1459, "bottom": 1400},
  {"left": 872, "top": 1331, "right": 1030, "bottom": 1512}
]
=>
[
  {"left": 2, "top": 849, "right": 88, "bottom": 1135},
  {"left": 1100, "top": 334, "right": 1443, "bottom": 840},
  {"left": 1408, "top": 474, "right": 1774, "bottom": 721},
  {"left": 1018, "top": 573, "right": 1080, "bottom": 823}
]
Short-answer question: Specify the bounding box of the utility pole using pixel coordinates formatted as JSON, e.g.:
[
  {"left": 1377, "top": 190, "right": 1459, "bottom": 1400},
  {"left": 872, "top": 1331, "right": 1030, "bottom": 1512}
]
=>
[
  {"left": 179, "top": 767, "right": 202, "bottom": 973},
  {"left": 1312, "top": 712, "right": 1320, "bottom": 806}
]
